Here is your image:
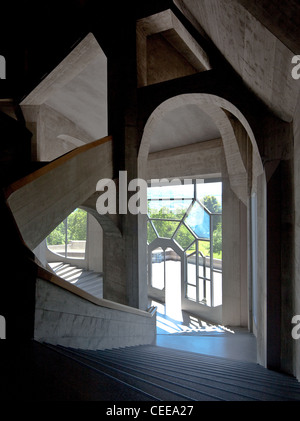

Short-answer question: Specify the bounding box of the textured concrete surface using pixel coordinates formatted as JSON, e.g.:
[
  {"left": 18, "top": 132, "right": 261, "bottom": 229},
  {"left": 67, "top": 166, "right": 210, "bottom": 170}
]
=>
[
  {"left": 34, "top": 278, "right": 156, "bottom": 350},
  {"left": 6, "top": 137, "right": 113, "bottom": 250}
]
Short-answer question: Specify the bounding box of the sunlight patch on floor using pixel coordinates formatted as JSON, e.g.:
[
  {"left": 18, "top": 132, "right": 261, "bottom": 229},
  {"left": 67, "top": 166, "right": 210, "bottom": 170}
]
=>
[{"left": 150, "top": 298, "right": 234, "bottom": 335}]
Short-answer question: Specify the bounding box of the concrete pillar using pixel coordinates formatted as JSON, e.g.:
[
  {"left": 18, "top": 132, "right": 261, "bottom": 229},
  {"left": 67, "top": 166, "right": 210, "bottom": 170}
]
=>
[
  {"left": 266, "top": 164, "right": 282, "bottom": 370},
  {"left": 222, "top": 177, "right": 248, "bottom": 326},
  {"left": 255, "top": 172, "right": 267, "bottom": 367},
  {"left": 87, "top": 213, "right": 103, "bottom": 273},
  {"left": 107, "top": 15, "right": 148, "bottom": 311},
  {"left": 259, "top": 114, "right": 294, "bottom": 374},
  {"left": 81, "top": 203, "right": 128, "bottom": 306},
  {"left": 279, "top": 158, "right": 295, "bottom": 375},
  {"left": 103, "top": 231, "right": 127, "bottom": 305},
  {"left": 294, "top": 92, "right": 300, "bottom": 381}
]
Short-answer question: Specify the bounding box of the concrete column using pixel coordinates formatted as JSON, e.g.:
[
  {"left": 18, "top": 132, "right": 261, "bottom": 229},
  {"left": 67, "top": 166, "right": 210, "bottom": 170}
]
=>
[
  {"left": 87, "top": 213, "right": 103, "bottom": 273},
  {"left": 222, "top": 177, "right": 248, "bottom": 326},
  {"left": 103, "top": 231, "right": 127, "bottom": 306},
  {"left": 266, "top": 164, "right": 282, "bottom": 370},
  {"left": 279, "top": 158, "right": 295, "bottom": 375},
  {"left": 81, "top": 203, "right": 127, "bottom": 306},
  {"left": 107, "top": 15, "right": 148, "bottom": 311},
  {"left": 255, "top": 172, "right": 267, "bottom": 367},
  {"left": 294, "top": 92, "right": 300, "bottom": 381}
]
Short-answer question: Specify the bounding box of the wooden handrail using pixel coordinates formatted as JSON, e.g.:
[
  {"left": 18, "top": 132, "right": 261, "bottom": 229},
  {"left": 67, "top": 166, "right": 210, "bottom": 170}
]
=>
[{"left": 4, "top": 135, "right": 112, "bottom": 198}]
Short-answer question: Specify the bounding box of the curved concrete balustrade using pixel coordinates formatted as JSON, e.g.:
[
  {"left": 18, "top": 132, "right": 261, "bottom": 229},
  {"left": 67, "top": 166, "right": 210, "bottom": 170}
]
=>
[
  {"left": 4, "top": 135, "right": 113, "bottom": 250},
  {"left": 2, "top": 133, "right": 156, "bottom": 349},
  {"left": 35, "top": 263, "right": 157, "bottom": 350}
]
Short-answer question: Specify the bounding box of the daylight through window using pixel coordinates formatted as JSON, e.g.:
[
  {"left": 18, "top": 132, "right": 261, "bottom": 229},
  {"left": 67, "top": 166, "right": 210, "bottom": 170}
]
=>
[
  {"left": 46, "top": 208, "right": 87, "bottom": 259},
  {"left": 147, "top": 180, "right": 222, "bottom": 307}
]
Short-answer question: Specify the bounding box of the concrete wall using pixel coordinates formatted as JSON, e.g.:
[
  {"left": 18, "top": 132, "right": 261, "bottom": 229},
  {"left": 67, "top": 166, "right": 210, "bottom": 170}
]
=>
[
  {"left": 86, "top": 212, "right": 103, "bottom": 273},
  {"left": 222, "top": 177, "right": 248, "bottom": 327},
  {"left": 34, "top": 278, "right": 156, "bottom": 350},
  {"left": 255, "top": 172, "right": 267, "bottom": 367},
  {"left": 35, "top": 104, "right": 93, "bottom": 161},
  {"left": 293, "top": 92, "right": 300, "bottom": 381},
  {"left": 147, "top": 138, "right": 223, "bottom": 180}
]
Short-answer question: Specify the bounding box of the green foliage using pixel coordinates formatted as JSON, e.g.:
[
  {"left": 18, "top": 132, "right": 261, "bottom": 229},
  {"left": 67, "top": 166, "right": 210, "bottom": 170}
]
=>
[
  {"left": 47, "top": 221, "right": 66, "bottom": 245},
  {"left": 67, "top": 209, "right": 87, "bottom": 241},
  {"left": 148, "top": 205, "right": 186, "bottom": 220},
  {"left": 147, "top": 221, "right": 157, "bottom": 244},
  {"left": 47, "top": 209, "right": 87, "bottom": 245},
  {"left": 147, "top": 195, "right": 223, "bottom": 259},
  {"left": 153, "top": 220, "right": 179, "bottom": 239},
  {"left": 213, "top": 222, "right": 222, "bottom": 256},
  {"left": 202, "top": 195, "right": 222, "bottom": 214},
  {"left": 198, "top": 240, "right": 210, "bottom": 257},
  {"left": 174, "top": 224, "right": 195, "bottom": 249}
]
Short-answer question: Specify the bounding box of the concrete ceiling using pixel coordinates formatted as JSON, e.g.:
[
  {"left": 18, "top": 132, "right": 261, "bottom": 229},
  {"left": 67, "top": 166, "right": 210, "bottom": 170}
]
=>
[
  {"left": 22, "top": 3, "right": 299, "bottom": 157},
  {"left": 46, "top": 53, "right": 107, "bottom": 141},
  {"left": 149, "top": 103, "right": 220, "bottom": 153},
  {"left": 174, "top": 0, "right": 300, "bottom": 122},
  {"left": 21, "top": 32, "right": 108, "bottom": 148}
]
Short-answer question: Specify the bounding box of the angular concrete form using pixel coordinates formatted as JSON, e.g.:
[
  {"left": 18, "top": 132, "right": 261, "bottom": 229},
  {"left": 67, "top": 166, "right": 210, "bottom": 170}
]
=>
[{"left": 5, "top": 136, "right": 113, "bottom": 250}]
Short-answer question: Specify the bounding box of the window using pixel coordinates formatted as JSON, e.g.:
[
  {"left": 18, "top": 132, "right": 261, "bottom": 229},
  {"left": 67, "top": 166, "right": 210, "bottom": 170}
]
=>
[
  {"left": 46, "top": 208, "right": 87, "bottom": 259},
  {"left": 148, "top": 180, "right": 222, "bottom": 307}
]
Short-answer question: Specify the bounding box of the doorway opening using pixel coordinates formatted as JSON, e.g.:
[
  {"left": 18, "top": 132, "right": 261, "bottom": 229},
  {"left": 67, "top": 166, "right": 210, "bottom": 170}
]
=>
[{"left": 147, "top": 179, "right": 223, "bottom": 330}]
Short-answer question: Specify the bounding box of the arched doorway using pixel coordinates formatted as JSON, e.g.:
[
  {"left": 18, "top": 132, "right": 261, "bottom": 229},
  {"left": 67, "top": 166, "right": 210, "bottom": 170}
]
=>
[{"left": 138, "top": 92, "right": 266, "bottom": 365}]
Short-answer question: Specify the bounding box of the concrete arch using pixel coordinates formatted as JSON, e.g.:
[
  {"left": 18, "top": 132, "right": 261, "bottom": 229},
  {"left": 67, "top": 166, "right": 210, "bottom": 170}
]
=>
[
  {"left": 138, "top": 93, "right": 263, "bottom": 204},
  {"left": 138, "top": 92, "right": 267, "bottom": 348}
]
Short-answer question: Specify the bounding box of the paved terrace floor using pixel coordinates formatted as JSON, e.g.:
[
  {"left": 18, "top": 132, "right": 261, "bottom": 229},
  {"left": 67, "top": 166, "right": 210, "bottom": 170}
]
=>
[
  {"left": 149, "top": 259, "right": 256, "bottom": 364},
  {"left": 149, "top": 299, "right": 257, "bottom": 364}
]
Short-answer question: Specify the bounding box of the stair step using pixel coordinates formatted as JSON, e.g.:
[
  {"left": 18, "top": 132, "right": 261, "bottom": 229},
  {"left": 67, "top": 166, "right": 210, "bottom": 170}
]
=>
[
  {"left": 75, "top": 273, "right": 100, "bottom": 284},
  {"left": 48, "top": 261, "right": 103, "bottom": 299},
  {"left": 66, "top": 349, "right": 252, "bottom": 401},
  {"left": 48, "top": 262, "right": 64, "bottom": 270},
  {"left": 48, "top": 345, "right": 200, "bottom": 401},
  {"left": 31, "top": 342, "right": 159, "bottom": 401},
  {"left": 63, "top": 269, "right": 84, "bottom": 280},
  {"left": 41, "top": 343, "right": 300, "bottom": 402},
  {"left": 88, "top": 349, "right": 292, "bottom": 401}
]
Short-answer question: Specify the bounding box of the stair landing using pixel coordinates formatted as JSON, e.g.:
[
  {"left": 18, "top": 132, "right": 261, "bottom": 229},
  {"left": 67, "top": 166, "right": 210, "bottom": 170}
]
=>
[{"left": 48, "top": 262, "right": 103, "bottom": 299}]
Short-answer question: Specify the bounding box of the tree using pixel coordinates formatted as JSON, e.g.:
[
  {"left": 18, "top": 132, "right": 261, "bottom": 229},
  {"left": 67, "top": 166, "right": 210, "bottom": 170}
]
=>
[
  {"left": 213, "top": 222, "right": 222, "bottom": 256},
  {"left": 47, "top": 221, "right": 66, "bottom": 245},
  {"left": 203, "top": 195, "right": 222, "bottom": 234},
  {"left": 67, "top": 209, "right": 87, "bottom": 241},
  {"left": 147, "top": 197, "right": 222, "bottom": 259},
  {"left": 203, "top": 195, "right": 221, "bottom": 214},
  {"left": 47, "top": 209, "right": 87, "bottom": 245}
]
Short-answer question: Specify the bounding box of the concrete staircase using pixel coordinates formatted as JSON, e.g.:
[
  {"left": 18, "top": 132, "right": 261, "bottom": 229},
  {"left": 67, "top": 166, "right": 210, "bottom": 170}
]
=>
[
  {"left": 40, "top": 343, "right": 300, "bottom": 401},
  {"left": 48, "top": 262, "right": 103, "bottom": 299}
]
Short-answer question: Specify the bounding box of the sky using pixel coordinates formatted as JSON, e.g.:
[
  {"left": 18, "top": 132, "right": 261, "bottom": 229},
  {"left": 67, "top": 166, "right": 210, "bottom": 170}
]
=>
[{"left": 148, "top": 181, "right": 222, "bottom": 203}]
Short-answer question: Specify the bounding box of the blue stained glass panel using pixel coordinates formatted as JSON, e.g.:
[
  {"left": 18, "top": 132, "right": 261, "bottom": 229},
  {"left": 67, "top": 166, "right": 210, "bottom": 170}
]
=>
[{"left": 185, "top": 201, "right": 210, "bottom": 240}]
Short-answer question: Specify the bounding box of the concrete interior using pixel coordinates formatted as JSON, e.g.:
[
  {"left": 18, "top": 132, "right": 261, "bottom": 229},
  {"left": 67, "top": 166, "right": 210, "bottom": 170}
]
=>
[{"left": 1, "top": 0, "right": 300, "bottom": 389}]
